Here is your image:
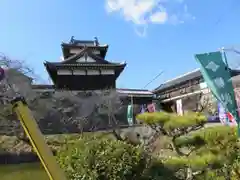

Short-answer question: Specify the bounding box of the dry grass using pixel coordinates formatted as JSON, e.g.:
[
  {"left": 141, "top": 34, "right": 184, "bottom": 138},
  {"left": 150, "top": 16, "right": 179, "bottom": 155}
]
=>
[{"left": 0, "top": 132, "right": 115, "bottom": 154}]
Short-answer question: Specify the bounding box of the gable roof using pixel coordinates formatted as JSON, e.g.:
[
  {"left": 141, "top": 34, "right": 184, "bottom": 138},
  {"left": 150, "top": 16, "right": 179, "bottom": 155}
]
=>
[
  {"left": 61, "top": 47, "right": 110, "bottom": 64},
  {"left": 61, "top": 42, "right": 109, "bottom": 60},
  {"left": 153, "top": 68, "right": 240, "bottom": 93}
]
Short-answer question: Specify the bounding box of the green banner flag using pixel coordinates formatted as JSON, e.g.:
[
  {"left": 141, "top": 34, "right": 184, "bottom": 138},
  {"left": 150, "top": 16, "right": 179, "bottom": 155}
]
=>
[
  {"left": 195, "top": 51, "right": 239, "bottom": 127},
  {"left": 127, "top": 104, "right": 133, "bottom": 126}
]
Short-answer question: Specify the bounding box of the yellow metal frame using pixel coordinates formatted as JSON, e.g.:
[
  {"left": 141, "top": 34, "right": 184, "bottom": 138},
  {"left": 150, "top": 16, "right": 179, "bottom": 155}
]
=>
[{"left": 11, "top": 97, "right": 67, "bottom": 180}]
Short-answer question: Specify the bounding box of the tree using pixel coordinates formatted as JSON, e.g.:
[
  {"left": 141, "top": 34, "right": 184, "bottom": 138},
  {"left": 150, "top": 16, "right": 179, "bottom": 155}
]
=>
[
  {"left": 0, "top": 54, "right": 40, "bottom": 140},
  {"left": 0, "top": 54, "right": 128, "bottom": 143},
  {"left": 136, "top": 111, "right": 239, "bottom": 179}
]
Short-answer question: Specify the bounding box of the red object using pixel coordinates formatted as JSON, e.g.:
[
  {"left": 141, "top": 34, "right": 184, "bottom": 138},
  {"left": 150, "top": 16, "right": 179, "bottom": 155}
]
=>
[
  {"left": 0, "top": 67, "right": 5, "bottom": 81},
  {"left": 147, "top": 103, "right": 156, "bottom": 113},
  {"left": 226, "top": 112, "right": 234, "bottom": 122}
]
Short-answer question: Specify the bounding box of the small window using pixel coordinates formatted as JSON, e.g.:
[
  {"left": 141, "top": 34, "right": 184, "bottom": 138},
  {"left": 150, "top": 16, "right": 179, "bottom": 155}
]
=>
[
  {"left": 73, "top": 70, "right": 86, "bottom": 75},
  {"left": 87, "top": 70, "right": 100, "bottom": 75},
  {"left": 57, "top": 69, "right": 72, "bottom": 75},
  {"left": 101, "top": 69, "right": 115, "bottom": 75}
]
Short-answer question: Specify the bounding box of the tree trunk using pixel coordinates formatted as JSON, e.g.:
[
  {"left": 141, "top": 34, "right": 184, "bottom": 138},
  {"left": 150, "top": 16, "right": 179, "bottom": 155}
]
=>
[
  {"left": 112, "top": 129, "right": 123, "bottom": 141},
  {"left": 171, "top": 136, "right": 185, "bottom": 156},
  {"left": 108, "top": 113, "right": 124, "bottom": 141}
]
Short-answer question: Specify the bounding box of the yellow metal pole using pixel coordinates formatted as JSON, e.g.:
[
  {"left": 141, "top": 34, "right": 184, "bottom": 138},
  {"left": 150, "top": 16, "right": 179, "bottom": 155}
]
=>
[
  {"left": 131, "top": 95, "right": 134, "bottom": 124},
  {"left": 11, "top": 97, "right": 67, "bottom": 180}
]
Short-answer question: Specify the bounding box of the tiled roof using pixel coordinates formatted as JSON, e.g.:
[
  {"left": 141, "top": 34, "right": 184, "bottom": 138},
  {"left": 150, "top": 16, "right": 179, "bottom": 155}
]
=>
[
  {"left": 153, "top": 69, "right": 200, "bottom": 93},
  {"left": 154, "top": 68, "right": 240, "bottom": 93},
  {"left": 117, "top": 88, "right": 153, "bottom": 95},
  {"left": 61, "top": 43, "right": 108, "bottom": 49},
  {"left": 31, "top": 85, "right": 154, "bottom": 97},
  {"left": 61, "top": 37, "right": 108, "bottom": 48},
  {"left": 44, "top": 62, "right": 126, "bottom": 67}
]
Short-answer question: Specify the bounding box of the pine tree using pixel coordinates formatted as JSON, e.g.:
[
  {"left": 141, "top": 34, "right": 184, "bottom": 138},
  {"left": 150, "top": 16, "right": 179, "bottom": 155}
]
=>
[{"left": 136, "top": 111, "right": 240, "bottom": 179}]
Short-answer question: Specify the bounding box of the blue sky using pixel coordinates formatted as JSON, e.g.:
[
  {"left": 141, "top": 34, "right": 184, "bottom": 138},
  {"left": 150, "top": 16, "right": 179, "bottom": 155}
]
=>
[{"left": 0, "top": 0, "right": 239, "bottom": 90}]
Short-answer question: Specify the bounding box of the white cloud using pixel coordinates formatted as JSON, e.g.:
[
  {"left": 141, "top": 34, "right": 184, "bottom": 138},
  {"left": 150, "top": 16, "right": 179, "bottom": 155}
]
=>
[
  {"left": 149, "top": 11, "right": 168, "bottom": 24},
  {"left": 105, "top": 0, "right": 158, "bottom": 25},
  {"left": 105, "top": 0, "right": 195, "bottom": 36}
]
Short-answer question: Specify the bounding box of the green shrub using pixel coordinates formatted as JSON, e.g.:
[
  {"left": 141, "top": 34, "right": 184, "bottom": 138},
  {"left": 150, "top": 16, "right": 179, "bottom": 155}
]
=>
[
  {"left": 137, "top": 111, "right": 238, "bottom": 179},
  {"left": 136, "top": 112, "right": 170, "bottom": 125},
  {"left": 57, "top": 136, "right": 145, "bottom": 180},
  {"left": 57, "top": 135, "right": 179, "bottom": 180},
  {"left": 136, "top": 111, "right": 207, "bottom": 131}
]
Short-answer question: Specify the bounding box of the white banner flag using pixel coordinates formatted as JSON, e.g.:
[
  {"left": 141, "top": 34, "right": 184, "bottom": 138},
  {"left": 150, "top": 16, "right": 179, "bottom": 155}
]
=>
[{"left": 176, "top": 99, "right": 183, "bottom": 116}]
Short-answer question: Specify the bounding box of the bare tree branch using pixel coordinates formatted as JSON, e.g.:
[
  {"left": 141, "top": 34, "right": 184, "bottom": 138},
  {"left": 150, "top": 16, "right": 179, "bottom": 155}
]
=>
[{"left": 0, "top": 54, "right": 127, "bottom": 143}]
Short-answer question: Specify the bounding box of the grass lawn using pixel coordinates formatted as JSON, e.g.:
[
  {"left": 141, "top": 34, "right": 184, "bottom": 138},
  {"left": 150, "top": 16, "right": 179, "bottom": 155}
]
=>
[{"left": 0, "top": 163, "right": 48, "bottom": 180}]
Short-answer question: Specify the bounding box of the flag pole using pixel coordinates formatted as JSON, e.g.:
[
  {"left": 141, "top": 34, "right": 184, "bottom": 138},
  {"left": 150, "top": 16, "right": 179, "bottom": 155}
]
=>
[{"left": 221, "top": 48, "right": 231, "bottom": 72}]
